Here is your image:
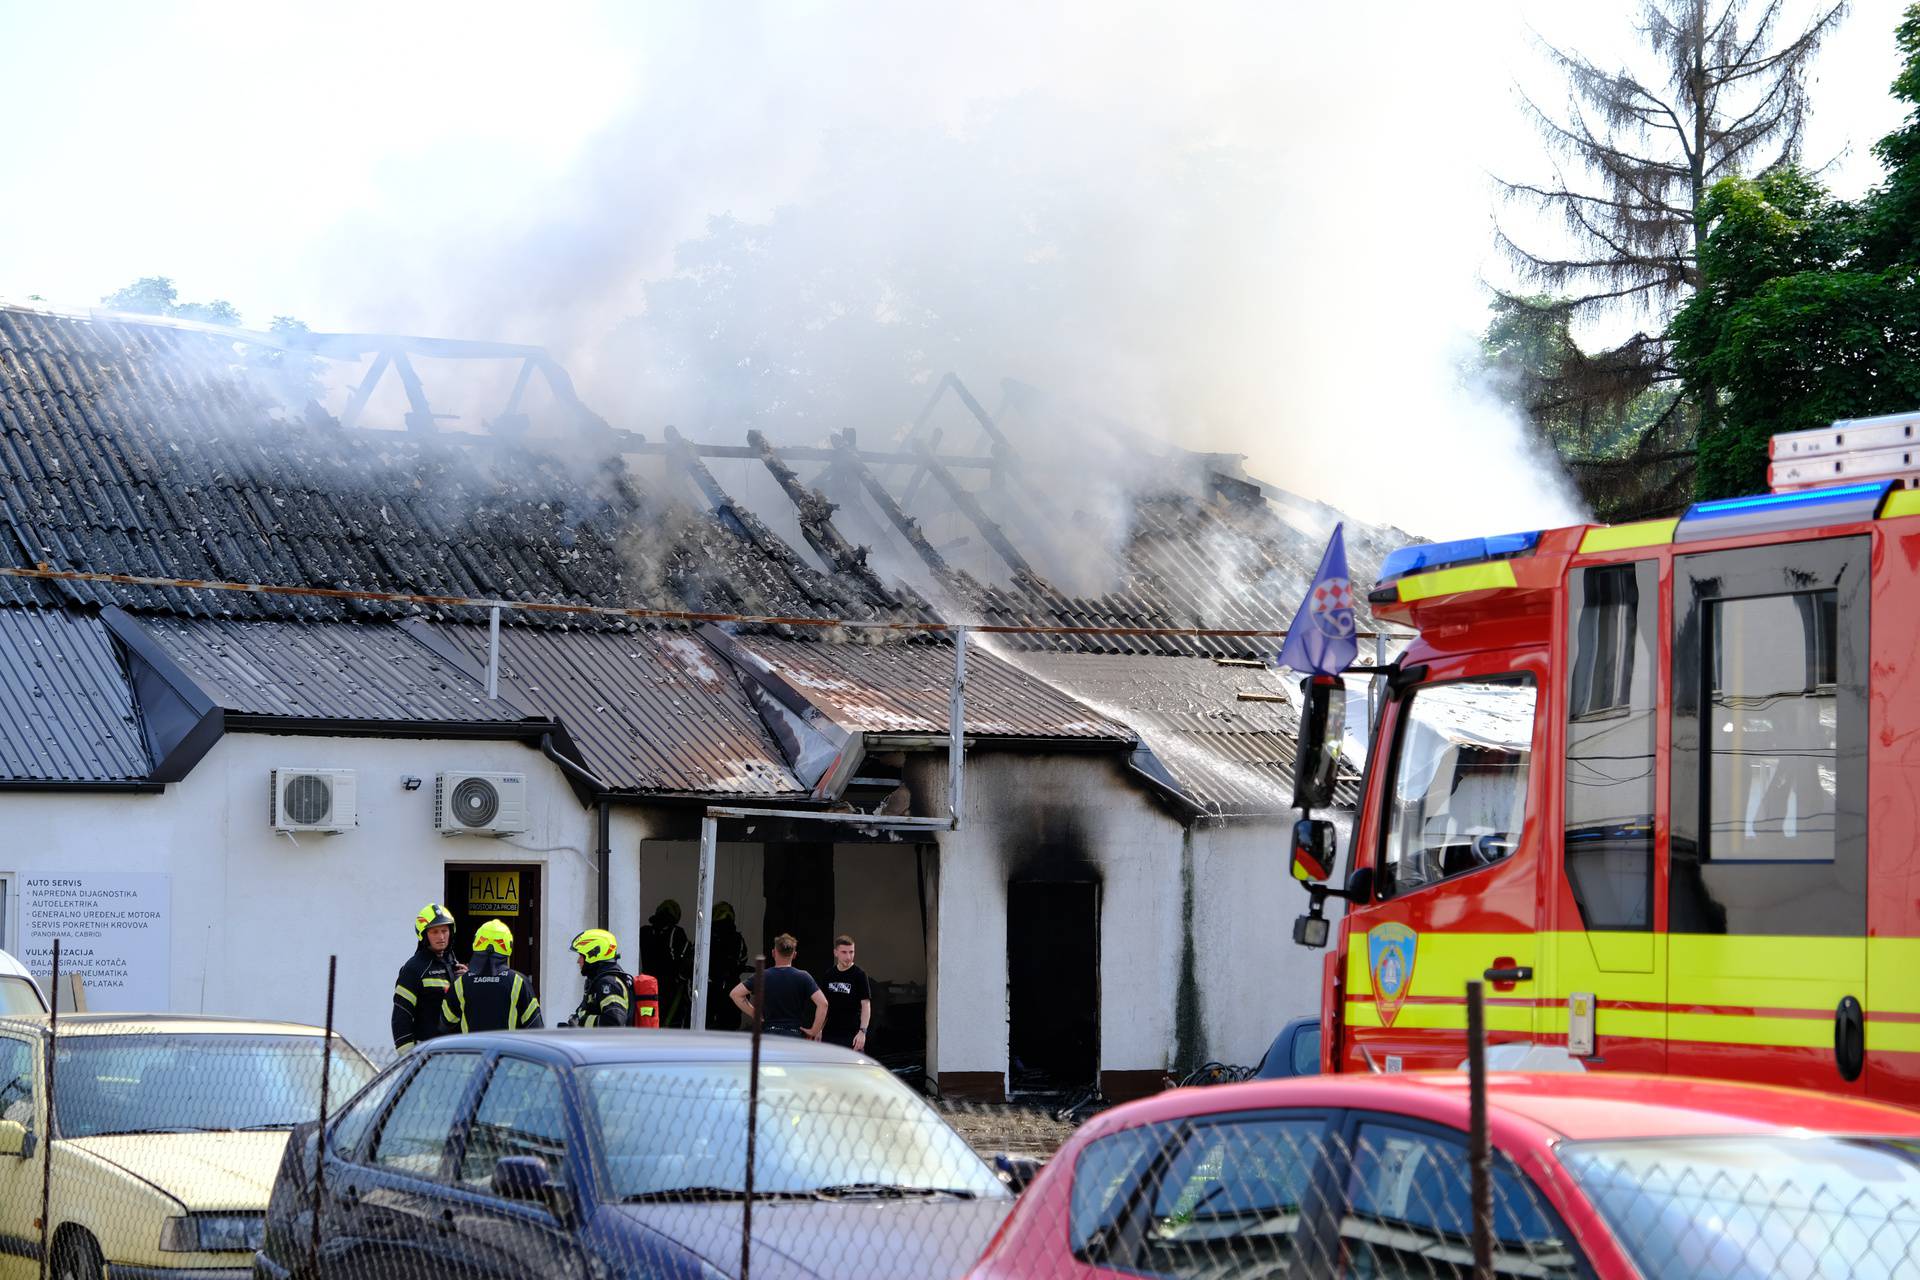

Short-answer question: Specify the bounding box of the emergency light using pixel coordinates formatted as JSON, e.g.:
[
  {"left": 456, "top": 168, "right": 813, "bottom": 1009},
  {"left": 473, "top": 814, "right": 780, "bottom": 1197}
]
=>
[{"left": 1377, "top": 530, "right": 1540, "bottom": 584}]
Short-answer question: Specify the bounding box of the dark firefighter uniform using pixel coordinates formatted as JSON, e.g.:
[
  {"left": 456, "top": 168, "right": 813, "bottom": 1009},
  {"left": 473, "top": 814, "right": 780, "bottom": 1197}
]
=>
[
  {"left": 393, "top": 903, "right": 461, "bottom": 1052},
  {"left": 442, "top": 919, "right": 544, "bottom": 1033},
  {"left": 566, "top": 929, "right": 635, "bottom": 1027}
]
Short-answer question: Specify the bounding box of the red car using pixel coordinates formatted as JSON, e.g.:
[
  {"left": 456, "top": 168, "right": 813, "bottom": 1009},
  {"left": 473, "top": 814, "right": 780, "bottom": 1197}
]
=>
[{"left": 966, "top": 1072, "right": 1920, "bottom": 1278}]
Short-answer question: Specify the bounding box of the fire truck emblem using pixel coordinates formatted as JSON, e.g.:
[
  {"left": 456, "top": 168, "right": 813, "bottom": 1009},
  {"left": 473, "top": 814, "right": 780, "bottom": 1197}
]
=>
[
  {"left": 1309, "top": 577, "right": 1356, "bottom": 640},
  {"left": 1367, "top": 923, "right": 1418, "bottom": 1028}
]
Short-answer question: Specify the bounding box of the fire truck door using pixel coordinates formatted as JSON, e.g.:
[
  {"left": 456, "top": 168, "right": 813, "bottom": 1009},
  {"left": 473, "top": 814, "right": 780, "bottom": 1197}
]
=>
[
  {"left": 1669, "top": 537, "right": 1869, "bottom": 1093},
  {"left": 1555, "top": 560, "right": 1665, "bottom": 1073}
]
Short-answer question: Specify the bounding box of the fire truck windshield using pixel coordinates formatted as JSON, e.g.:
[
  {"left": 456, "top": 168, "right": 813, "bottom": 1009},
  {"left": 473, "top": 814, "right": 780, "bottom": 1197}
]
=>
[{"left": 1380, "top": 677, "right": 1536, "bottom": 899}]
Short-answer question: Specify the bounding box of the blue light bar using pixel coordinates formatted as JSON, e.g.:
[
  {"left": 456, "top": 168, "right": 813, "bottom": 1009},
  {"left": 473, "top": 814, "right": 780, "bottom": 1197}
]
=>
[
  {"left": 1675, "top": 480, "right": 1890, "bottom": 544},
  {"left": 1378, "top": 530, "right": 1540, "bottom": 583}
]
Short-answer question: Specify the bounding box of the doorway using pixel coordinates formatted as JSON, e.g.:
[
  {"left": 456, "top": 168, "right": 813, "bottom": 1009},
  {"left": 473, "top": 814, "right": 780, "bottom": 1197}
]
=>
[
  {"left": 444, "top": 863, "right": 543, "bottom": 990},
  {"left": 1007, "top": 880, "right": 1098, "bottom": 1095}
]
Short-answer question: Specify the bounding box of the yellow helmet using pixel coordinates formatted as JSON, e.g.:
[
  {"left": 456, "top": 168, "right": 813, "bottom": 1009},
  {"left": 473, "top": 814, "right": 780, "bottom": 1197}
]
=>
[
  {"left": 414, "top": 903, "right": 455, "bottom": 940},
  {"left": 570, "top": 928, "right": 618, "bottom": 964},
  {"left": 473, "top": 919, "right": 513, "bottom": 956}
]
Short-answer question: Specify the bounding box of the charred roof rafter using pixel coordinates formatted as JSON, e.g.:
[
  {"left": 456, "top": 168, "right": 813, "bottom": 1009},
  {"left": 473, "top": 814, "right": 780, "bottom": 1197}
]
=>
[{"left": 746, "top": 429, "right": 927, "bottom": 616}]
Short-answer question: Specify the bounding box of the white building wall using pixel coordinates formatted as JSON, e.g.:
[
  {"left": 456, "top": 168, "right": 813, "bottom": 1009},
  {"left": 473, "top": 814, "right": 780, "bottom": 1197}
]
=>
[
  {"left": 910, "top": 750, "right": 1187, "bottom": 1095},
  {"left": 0, "top": 732, "right": 595, "bottom": 1056},
  {"left": 1189, "top": 819, "right": 1345, "bottom": 1068}
]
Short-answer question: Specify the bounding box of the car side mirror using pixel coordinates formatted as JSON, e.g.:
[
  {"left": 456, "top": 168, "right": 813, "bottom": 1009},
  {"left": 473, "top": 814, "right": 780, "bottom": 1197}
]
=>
[
  {"left": 1292, "top": 677, "right": 1347, "bottom": 810},
  {"left": 1291, "top": 818, "right": 1337, "bottom": 884},
  {"left": 492, "top": 1155, "right": 561, "bottom": 1206},
  {"left": 0, "top": 1120, "right": 30, "bottom": 1158},
  {"left": 993, "top": 1152, "right": 1042, "bottom": 1193}
]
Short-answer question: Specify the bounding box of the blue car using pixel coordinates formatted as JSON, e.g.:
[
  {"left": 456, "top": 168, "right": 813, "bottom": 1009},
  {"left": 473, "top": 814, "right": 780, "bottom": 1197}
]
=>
[{"left": 254, "top": 1030, "right": 1011, "bottom": 1280}]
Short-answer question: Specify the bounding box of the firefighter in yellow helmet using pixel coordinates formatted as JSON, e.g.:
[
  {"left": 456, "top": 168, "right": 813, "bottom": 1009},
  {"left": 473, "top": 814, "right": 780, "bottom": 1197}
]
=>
[
  {"left": 441, "top": 919, "right": 543, "bottom": 1033},
  {"left": 392, "top": 903, "right": 465, "bottom": 1052},
  {"left": 564, "top": 929, "right": 636, "bottom": 1027}
]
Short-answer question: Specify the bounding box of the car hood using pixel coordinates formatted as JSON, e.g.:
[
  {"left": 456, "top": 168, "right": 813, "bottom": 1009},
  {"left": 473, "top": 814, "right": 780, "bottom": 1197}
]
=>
[
  {"left": 611, "top": 1197, "right": 1011, "bottom": 1280},
  {"left": 63, "top": 1130, "right": 290, "bottom": 1210}
]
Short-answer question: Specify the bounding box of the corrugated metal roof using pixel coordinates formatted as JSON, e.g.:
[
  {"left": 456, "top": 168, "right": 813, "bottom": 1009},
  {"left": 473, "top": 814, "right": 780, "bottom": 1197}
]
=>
[
  {"left": 434, "top": 625, "right": 804, "bottom": 797},
  {"left": 0, "top": 608, "right": 148, "bottom": 781},
  {"left": 734, "top": 636, "right": 1133, "bottom": 740},
  {"left": 0, "top": 306, "right": 881, "bottom": 626},
  {"left": 1011, "top": 651, "right": 1361, "bottom": 817},
  {"left": 134, "top": 616, "right": 532, "bottom": 722}
]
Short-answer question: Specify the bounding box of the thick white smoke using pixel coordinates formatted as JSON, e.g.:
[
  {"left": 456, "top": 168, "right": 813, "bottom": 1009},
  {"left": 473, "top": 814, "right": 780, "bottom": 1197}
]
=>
[{"left": 290, "top": 6, "right": 1594, "bottom": 536}]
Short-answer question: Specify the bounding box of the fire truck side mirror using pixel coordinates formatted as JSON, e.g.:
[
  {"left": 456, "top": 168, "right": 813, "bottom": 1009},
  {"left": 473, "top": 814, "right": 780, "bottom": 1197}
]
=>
[
  {"left": 1291, "top": 818, "right": 1337, "bottom": 883},
  {"left": 1292, "top": 676, "right": 1347, "bottom": 810}
]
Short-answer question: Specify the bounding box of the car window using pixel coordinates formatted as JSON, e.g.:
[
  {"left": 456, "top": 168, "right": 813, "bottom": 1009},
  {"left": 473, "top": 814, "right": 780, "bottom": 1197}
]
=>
[
  {"left": 1073, "top": 1113, "right": 1330, "bottom": 1275},
  {"left": 1558, "top": 1134, "right": 1920, "bottom": 1280},
  {"left": 459, "top": 1057, "right": 570, "bottom": 1192},
  {"left": 1290, "top": 1026, "right": 1321, "bottom": 1077},
  {"left": 0, "top": 977, "right": 44, "bottom": 1015},
  {"left": 0, "top": 1035, "right": 33, "bottom": 1128},
  {"left": 1381, "top": 677, "right": 1536, "bottom": 899},
  {"left": 370, "top": 1052, "right": 483, "bottom": 1183},
  {"left": 332, "top": 1062, "right": 414, "bottom": 1162},
  {"left": 1342, "top": 1120, "right": 1579, "bottom": 1278},
  {"left": 53, "top": 1034, "right": 374, "bottom": 1138}
]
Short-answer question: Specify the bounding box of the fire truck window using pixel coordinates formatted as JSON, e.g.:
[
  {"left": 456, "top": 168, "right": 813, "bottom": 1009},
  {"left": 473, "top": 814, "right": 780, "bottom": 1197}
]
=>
[
  {"left": 1706, "top": 591, "right": 1839, "bottom": 862},
  {"left": 1565, "top": 562, "right": 1657, "bottom": 931},
  {"left": 1381, "top": 677, "right": 1536, "bottom": 899}
]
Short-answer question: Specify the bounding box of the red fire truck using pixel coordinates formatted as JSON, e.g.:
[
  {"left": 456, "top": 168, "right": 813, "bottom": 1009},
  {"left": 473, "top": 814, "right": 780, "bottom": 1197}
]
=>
[{"left": 1287, "top": 414, "right": 1920, "bottom": 1105}]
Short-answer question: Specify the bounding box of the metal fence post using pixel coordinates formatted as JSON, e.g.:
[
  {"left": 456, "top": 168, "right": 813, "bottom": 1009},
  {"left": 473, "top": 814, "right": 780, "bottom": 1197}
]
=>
[
  {"left": 38, "top": 938, "right": 58, "bottom": 1280},
  {"left": 743, "top": 955, "right": 765, "bottom": 1280},
  {"left": 312, "top": 955, "right": 337, "bottom": 1280},
  {"left": 1466, "top": 979, "right": 1492, "bottom": 1280}
]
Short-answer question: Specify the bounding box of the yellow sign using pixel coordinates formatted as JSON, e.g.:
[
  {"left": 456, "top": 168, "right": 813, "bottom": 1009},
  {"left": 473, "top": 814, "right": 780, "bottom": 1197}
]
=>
[{"left": 467, "top": 870, "right": 520, "bottom": 917}]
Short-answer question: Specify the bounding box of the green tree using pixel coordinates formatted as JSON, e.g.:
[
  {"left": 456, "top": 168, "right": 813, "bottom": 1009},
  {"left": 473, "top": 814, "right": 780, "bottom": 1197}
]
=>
[
  {"left": 1673, "top": 7, "right": 1920, "bottom": 496},
  {"left": 100, "top": 276, "right": 241, "bottom": 326},
  {"left": 1496, "top": 1, "right": 1848, "bottom": 512}
]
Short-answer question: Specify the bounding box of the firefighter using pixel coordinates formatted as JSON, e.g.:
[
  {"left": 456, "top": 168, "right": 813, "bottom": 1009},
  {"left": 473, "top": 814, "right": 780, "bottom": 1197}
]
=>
[
  {"left": 392, "top": 903, "right": 465, "bottom": 1053},
  {"left": 639, "top": 899, "right": 694, "bottom": 1026},
  {"left": 441, "top": 919, "right": 542, "bottom": 1033},
  {"left": 566, "top": 928, "right": 635, "bottom": 1027}
]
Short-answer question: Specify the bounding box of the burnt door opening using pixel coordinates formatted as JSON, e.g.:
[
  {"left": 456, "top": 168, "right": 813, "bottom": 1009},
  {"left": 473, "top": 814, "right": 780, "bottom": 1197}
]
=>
[
  {"left": 762, "top": 842, "right": 835, "bottom": 971},
  {"left": 1008, "top": 880, "right": 1098, "bottom": 1095},
  {"left": 445, "top": 863, "right": 541, "bottom": 991}
]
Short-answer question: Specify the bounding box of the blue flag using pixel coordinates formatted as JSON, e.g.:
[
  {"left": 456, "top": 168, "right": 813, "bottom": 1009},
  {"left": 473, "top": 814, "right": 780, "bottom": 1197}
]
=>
[{"left": 1276, "top": 524, "right": 1358, "bottom": 676}]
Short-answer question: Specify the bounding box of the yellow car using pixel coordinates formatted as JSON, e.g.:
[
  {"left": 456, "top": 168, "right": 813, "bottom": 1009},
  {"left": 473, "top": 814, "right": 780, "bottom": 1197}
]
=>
[{"left": 0, "top": 1013, "right": 373, "bottom": 1279}]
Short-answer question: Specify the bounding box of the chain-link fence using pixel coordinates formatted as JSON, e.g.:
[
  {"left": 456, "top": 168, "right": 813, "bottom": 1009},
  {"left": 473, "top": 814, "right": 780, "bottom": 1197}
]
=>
[{"left": 6, "top": 950, "right": 1920, "bottom": 1279}]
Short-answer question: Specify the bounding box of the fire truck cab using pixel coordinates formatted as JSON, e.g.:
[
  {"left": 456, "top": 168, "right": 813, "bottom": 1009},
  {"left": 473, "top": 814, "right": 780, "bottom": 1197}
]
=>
[{"left": 1290, "top": 417, "right": 1920, "bottom": 1106}]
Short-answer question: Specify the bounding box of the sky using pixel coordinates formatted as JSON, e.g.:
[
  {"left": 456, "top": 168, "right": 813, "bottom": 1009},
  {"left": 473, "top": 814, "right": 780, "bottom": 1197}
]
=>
[{"left": 0, "top": 1, "right": 1909, "bottom": 537}]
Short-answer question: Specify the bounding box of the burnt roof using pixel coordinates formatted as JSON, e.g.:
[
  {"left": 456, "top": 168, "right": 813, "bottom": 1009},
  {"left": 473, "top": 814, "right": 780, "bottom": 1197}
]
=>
[
  {"left": 0, "top": 306, "right": 888, "bottom": 627},
  {"left": 131, "top": 615, "right": 533, "bottom": 724},
  {"left": 730, "top": 635, "right": 1133, "bottom": 741},
  {"left": 0, "top": 607, "right": 147, "bottom": 783},
  {"left": 428, "top": 623, "right": 804, "bottom": 797},
  {"left": 1012, "top": 651, "right": 1362, "bottom": 816}
]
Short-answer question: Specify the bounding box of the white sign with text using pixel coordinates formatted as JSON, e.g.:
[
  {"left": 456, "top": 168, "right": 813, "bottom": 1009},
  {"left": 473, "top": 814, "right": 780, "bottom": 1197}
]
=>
[{"left": 18, "top": 873, "right": 171, "bottom": 1011}]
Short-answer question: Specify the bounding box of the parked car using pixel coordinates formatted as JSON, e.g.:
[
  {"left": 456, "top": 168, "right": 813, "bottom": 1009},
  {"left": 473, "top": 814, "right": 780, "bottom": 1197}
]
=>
[
  {"left": 1251, "top": 1016, "right": 1320, "bottom": 1079},
  {"left": 255, "top": 1029, "right": 1012, "bottom": 1280},
  {"left": 964, "top": 1071, "right": 1920, "bottom": 1279},
  {"left": 0, "top": 1013, "right": 373, "bottom": 1279},
  {"left": 0, "top": 949, "right": 46, "bottom": 1015}
]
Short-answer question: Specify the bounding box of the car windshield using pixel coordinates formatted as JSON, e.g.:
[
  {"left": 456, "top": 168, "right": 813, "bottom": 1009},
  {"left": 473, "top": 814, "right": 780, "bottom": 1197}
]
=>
[
  {"left": 55, "top": 1034, "right": 374, "bottom": 1138},
  {"left": 0, "top": 977, "right": 44, "bottom": 1016},
  {"left": 582, "top": 1061, "right": 1008, "bottom": 1201},
  {"left": 1558, "top": 1134, "right": 1920, "bottom": 1279}
]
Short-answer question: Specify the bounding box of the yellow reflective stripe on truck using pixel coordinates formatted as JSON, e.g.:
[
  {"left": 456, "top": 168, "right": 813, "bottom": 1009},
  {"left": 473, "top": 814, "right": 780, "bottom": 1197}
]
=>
[
  {"left": 1394, "top": 561, "right": 1518, "bottom": 603},
  {"left": 1341, "top": 930, "right": 1920, "bottom": 1051},
  {"left": 1577, "top": 518, "right": 1680, "bottom": 552},
  {"left": 1880, "top": 488, "right": 1920, "bottom": 518}
]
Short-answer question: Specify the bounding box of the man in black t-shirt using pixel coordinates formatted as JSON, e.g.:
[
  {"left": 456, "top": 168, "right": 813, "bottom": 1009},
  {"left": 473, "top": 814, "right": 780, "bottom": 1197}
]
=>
[
  {"left": 819, "top": 934, "right": 873, "bottom": 1053},
  {"left": 729, "top": 933, "right": 826, "bottom": 1038}
]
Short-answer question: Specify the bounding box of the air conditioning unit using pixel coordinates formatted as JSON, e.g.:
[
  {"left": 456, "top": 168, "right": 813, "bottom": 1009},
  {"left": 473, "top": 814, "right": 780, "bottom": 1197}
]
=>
[
  {"left": 435, "top": 772, "right": 528, "bottom": 837},
  {"left": 269, "top": 768, "right": 357, "bottom": 834}
]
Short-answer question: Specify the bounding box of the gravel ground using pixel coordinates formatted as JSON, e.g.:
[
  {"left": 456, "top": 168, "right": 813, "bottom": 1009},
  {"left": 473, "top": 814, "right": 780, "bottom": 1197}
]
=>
[{"left": 940, "top": 1102, "right": 1082, "bottom": 1160}]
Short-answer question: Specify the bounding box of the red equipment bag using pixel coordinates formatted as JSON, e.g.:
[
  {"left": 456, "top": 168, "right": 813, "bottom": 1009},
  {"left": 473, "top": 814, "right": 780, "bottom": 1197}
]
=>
[{"left": 633, "top": 972, "right": 660, "bottom": 1027}]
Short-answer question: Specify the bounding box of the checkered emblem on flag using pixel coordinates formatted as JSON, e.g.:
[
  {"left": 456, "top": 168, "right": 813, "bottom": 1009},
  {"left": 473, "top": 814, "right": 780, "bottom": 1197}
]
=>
[{"left": 1277, "top": 524, "right": 1359, "bottom": 677}]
